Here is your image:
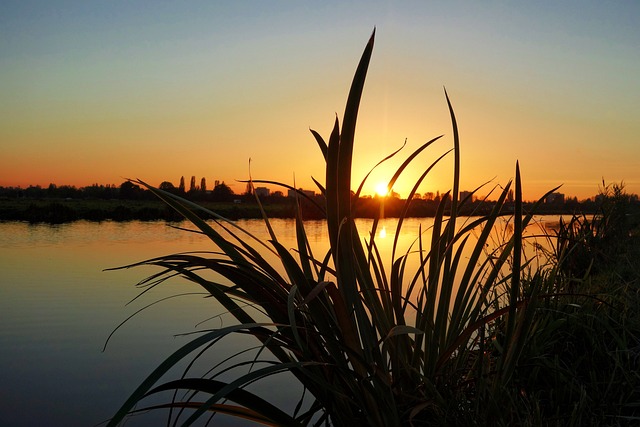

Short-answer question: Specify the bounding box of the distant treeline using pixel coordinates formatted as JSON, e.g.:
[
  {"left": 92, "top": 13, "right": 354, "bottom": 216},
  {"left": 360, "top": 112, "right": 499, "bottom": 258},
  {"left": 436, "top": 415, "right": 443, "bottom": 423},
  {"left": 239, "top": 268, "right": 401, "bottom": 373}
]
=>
[
  {"left": 0, "top": 181, "right": 318, "bottom": 223},
  {"left": 0, "top": 180, "right": 239, "bottom": 202},
  {"left": 1, "top": 181, "right": 637, "bottom": 224}
]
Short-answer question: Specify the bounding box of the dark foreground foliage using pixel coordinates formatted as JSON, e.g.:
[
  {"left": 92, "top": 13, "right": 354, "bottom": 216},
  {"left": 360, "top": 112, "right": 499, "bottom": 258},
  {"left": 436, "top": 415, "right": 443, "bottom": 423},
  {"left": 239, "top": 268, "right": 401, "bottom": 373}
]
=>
[{"left": 107, "top": 32, "right": 640, "bottom": 426}]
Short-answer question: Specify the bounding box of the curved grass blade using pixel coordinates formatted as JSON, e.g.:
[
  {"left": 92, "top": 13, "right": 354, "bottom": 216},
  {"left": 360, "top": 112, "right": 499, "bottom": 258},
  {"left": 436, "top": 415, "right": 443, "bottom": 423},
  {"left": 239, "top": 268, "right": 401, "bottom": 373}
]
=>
[
  {"left": 145, "top": 378, "right": 304, "bottom": 426},
  {"left": 107, "top": 323, "right": 278, "bottom": 426}
]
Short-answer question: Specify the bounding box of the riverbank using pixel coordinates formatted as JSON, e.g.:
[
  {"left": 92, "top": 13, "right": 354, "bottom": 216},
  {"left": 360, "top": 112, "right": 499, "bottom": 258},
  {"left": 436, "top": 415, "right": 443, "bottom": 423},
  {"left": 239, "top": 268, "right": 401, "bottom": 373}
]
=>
[
  {"left": 0, "top": 195, "right": 612, "bottom": 224},
  {"left": 0, "top": 198, "right": 300, "bottom": 223}
]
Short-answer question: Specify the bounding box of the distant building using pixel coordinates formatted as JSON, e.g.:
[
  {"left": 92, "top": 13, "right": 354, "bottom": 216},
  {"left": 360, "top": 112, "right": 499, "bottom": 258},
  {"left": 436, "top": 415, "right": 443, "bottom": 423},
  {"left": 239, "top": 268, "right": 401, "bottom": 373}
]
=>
[
  {"left": 546, "top": 192, "right": 565, "bottom": 204},
  {"left": 254, "top": 187, "right": 270, "bottom": 198},
  {"left": 459, "top": 191, "right": 473, "bottom": 203}
]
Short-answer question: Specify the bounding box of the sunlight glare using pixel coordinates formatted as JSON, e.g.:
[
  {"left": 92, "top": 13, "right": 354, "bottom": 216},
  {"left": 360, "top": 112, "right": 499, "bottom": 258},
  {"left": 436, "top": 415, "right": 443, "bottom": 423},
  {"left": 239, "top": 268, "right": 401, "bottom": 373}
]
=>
[{"left": 375, "top": 182, "right": 389, "bottom": 197}]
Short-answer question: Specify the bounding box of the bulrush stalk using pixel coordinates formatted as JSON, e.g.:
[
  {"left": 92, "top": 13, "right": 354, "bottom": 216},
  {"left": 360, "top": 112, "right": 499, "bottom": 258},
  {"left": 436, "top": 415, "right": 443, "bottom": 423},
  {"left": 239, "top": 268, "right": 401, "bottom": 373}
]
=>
[{"left": 108, "top": 31, "right": 640, "bottom": 426}]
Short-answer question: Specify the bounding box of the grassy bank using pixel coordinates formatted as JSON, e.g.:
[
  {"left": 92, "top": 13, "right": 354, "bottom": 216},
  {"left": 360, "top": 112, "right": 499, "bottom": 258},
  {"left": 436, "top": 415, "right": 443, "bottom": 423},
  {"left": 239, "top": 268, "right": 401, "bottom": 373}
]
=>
[
  {"left": 0, "top": 194, "right": 615, "bottom": 224},
  {"left": 0, "top": 198, "right": 301, "bottom": 223}
]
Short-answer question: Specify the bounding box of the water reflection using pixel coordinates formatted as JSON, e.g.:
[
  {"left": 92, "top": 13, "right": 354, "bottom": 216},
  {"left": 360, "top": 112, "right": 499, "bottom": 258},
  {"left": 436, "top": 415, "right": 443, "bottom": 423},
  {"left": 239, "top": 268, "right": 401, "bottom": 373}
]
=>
[{"left": 0, "top": 216, "right": 562, "bottom": 426}]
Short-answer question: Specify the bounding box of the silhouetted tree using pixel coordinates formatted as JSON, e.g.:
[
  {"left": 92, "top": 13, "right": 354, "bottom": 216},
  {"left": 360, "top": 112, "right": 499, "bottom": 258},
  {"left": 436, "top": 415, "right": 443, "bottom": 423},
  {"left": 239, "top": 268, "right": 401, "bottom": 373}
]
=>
[
  {"left": 189, "top": 176, "right": 196, "bottom": 193},
  {"left": 200, "top": 177, "right": 207, "bottom": 193},
  {"left": 82, "top": 184, "right": 116, "bottom": 199},
  {"left": 24, "top": 185, "right": 45, "bottom": 198},
  {"left": 179, "top": 176, "right": 185, "bottom": 193},
  {"left": 46, "top": 184, "right": 80, "bottom": 199},
  {"left": 120, "top": 181, "right": 143, "bottom": 199},
  {"left": 159, "top": 181, "right": 176, "bottom": 192},
  {"left": 211, "top": 181, "right": 234, "bottom": 202}
]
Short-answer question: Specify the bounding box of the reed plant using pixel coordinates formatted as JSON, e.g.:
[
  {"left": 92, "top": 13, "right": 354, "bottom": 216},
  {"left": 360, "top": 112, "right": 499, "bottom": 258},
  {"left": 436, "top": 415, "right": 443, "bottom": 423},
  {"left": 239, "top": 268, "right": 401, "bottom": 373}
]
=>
[
  {"left": 554, "top": 182, "right": 637, "bottom": 280},
  {"left": 108, "top": 32, "right": 639, "bottom": 426}
]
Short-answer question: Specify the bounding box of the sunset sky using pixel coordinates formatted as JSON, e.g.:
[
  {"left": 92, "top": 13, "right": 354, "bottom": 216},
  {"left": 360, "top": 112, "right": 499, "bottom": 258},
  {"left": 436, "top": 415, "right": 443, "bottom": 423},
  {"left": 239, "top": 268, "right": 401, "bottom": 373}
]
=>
[{"left": 2, "top": 1, "right": 638, "bottom": 200}]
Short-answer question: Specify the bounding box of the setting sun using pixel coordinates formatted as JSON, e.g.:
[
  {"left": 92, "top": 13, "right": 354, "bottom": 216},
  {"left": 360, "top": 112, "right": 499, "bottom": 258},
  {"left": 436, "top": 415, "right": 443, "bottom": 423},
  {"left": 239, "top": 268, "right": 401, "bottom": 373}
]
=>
[{"left": 375, "top": 182, "right": 389, "bottom": 197}]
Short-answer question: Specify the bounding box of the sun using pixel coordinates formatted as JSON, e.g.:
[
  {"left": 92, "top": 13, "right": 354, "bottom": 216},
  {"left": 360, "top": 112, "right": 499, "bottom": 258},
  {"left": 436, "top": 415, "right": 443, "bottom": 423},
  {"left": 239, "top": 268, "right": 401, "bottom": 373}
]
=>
[{"left": 375, "top": 182, "right": 389, "bottom": 197}]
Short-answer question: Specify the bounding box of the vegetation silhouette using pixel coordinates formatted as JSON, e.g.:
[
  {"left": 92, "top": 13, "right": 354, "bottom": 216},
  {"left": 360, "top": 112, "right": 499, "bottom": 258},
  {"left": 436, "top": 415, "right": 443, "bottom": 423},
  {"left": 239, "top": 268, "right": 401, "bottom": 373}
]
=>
[
  {"left": 1, "top": 178, "right": 633, "bottom": 224},
  {"left": 104, "top": 31, "right": 640, "bottom": 426}
]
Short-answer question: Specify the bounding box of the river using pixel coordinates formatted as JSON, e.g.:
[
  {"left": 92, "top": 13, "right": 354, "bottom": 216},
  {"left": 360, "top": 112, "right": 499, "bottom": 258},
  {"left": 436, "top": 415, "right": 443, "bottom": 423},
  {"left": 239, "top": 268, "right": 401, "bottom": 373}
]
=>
[{"left": 0, "top": 216, "right": 561, "bottom": 426}]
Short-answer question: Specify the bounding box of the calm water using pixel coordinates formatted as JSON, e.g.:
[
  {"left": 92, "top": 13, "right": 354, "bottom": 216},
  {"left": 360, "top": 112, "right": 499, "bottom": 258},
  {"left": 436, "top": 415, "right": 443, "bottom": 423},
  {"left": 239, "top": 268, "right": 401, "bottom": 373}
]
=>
[{"left": 0, "top": 217, "right": 560, "bottom": 426}]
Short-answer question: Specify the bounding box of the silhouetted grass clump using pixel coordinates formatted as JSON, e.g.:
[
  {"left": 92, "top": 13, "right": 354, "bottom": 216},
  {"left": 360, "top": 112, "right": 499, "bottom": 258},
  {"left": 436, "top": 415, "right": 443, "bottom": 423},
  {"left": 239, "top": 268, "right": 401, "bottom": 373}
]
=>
[
  {"left": 108, "top": 32, "right": 640, "bottom": 426},
  {"left": 554, "top": 182, "right": 640, "bottom": 279}
]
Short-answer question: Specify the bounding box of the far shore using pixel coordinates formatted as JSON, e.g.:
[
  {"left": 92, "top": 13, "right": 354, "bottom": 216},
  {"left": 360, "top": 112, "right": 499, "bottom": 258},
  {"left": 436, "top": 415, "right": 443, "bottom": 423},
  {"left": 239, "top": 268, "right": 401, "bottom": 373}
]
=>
[{"left": 0, "top": 195, "right": 605, "bottom": 224}]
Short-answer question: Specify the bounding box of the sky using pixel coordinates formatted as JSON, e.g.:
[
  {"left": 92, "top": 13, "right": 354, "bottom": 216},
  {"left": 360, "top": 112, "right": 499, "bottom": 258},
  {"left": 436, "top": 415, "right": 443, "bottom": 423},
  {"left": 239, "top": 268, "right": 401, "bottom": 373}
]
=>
[{"left": 1, "top": 1, "right": 638, "bottom": 200}]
